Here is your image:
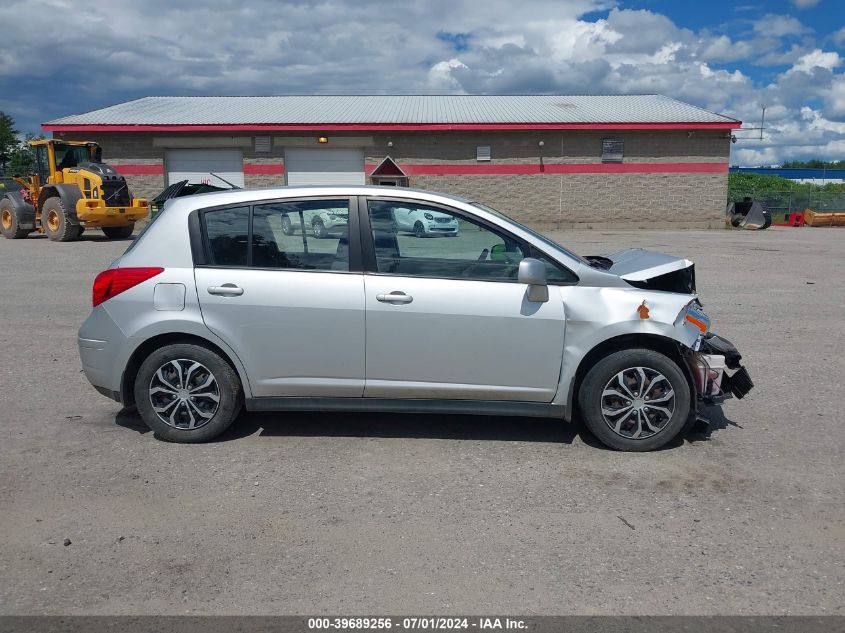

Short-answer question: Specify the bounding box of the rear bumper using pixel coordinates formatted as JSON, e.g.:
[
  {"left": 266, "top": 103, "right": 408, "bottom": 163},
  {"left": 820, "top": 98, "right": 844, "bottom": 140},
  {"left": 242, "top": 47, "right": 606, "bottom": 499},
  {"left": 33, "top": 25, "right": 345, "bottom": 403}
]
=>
[{"left": 78, "top": 307, "right": 129, "bottom": 401}]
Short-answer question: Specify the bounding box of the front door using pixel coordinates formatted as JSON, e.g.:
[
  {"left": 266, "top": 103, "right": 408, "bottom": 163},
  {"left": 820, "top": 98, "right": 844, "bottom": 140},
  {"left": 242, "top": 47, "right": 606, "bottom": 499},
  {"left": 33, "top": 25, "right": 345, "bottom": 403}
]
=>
[
  {"left": 194, "top": 198, "right": 365, "bottom": 397},
  {"left": 362, "top": 199, "right": 566, "bottom": 402}
]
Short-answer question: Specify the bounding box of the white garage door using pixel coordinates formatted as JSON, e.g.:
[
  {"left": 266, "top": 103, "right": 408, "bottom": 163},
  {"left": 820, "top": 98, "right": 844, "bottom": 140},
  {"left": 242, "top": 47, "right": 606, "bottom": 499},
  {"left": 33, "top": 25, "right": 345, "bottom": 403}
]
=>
[
  {"left": 284, "top": 148, "right": 365, "bottom": 186},
  {"left": 166, "top": 149, "right": 244, "bottom": 188}
]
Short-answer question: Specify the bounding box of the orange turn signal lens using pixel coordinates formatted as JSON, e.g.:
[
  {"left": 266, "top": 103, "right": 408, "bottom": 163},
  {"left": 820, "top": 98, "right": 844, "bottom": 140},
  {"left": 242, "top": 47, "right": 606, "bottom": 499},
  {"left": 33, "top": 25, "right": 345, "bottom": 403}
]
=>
[{"left": 685, "top": 314, "right": 708, "bottom": 332}]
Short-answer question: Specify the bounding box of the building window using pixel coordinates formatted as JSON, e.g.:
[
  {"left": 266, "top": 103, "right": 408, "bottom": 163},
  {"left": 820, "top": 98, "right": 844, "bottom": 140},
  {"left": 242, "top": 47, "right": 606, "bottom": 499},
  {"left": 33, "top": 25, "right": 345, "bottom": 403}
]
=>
[
  {"left": 476, "top": 145, "right": 491, "bottom": 161},
  {"left": 601, "top": 138, "right": 624, "bottom": 163}
]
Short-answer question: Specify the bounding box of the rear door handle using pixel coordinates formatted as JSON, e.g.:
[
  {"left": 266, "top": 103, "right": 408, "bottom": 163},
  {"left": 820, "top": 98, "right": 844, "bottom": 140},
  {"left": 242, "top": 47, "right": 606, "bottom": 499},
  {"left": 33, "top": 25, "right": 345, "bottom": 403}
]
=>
[
  {"left": 376, "top": 291, "right": 413, "bottom": 304},
  {"left": 207, "top": 283, "right": 244, "bottom": 297}
]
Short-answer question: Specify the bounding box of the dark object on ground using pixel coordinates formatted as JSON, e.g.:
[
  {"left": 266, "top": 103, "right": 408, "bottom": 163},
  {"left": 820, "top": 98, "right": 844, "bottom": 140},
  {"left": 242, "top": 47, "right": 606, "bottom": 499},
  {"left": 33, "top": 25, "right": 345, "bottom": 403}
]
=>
[{"left": 726, "top": 199, "right": 771, "bottom": 230}]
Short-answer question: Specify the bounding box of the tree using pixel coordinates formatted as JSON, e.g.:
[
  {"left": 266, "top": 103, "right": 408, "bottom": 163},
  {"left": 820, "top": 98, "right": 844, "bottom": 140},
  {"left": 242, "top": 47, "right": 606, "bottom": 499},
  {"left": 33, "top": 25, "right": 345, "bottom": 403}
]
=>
[
  {"left": 781, "top": 159, "right": 845, "bottom": 169},
  {"left": 8, "top": 133, "right": 42, "bottom": 176},
  {"left": 0, "top": 111, "right": 20, "bottom": 174}
]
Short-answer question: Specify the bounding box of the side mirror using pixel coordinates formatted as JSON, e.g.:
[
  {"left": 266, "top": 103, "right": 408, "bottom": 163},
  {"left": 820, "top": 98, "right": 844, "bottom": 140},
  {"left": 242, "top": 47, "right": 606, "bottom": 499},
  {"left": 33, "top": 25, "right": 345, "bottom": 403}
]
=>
[{"left": 518, "top": 258, "right": 549, "bottom": 302}]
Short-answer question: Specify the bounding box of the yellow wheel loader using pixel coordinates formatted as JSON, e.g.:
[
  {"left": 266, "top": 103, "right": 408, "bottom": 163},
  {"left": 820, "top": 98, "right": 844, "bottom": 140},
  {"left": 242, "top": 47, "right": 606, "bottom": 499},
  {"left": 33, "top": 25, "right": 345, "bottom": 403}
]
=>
[{"left": 0, "top": 139, "right": 147, "bottom": 242}]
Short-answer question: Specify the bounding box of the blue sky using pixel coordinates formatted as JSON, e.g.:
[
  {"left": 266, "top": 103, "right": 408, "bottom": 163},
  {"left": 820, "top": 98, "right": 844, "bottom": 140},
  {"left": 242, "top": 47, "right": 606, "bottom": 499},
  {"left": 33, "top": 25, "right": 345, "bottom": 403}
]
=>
[{"left": 1, "top": 0, "right": 843, "bottom": 165}]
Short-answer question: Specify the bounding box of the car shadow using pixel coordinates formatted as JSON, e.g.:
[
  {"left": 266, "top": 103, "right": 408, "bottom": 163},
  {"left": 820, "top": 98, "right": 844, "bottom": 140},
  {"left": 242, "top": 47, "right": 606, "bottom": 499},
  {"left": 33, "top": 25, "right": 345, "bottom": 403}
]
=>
[
  {"left": 684, "top": 404, "right": 742, "bottom": 445},
  {"left": 113, "top": 405, "right": 737, "bottom": 449}
]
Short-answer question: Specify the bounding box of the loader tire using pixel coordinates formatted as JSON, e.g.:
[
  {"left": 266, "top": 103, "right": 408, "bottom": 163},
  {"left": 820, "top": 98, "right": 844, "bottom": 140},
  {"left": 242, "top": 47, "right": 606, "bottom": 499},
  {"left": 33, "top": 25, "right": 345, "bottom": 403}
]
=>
[
  {"left": 42, "top": 197, "right": 79, "bottom": 242},
  {"left": 102, "top": 225, "right": 134, "bottom": 239},
  {"left": 0, "top": 197, "right": 30, "bottom": 239}
]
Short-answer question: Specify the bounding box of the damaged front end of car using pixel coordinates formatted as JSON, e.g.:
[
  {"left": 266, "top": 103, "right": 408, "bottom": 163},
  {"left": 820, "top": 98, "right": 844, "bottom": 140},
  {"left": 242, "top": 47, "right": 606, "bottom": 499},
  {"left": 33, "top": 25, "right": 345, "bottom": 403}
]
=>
[{"left": 600, "top": 248, "right": 755, "bottom": 413}]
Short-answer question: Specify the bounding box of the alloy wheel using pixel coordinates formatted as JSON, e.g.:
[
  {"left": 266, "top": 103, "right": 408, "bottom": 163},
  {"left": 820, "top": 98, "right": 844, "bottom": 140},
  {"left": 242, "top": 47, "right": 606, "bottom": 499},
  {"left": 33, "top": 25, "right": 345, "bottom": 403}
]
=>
[
  {"left": 148, "top": 359, "right": 220, "bottom": 430},
  {"left": 600, "top": 366, "right": 676, "bottom": 439},
  {"left": 1, "top": 209, "right": 12, "bottom": 231}
]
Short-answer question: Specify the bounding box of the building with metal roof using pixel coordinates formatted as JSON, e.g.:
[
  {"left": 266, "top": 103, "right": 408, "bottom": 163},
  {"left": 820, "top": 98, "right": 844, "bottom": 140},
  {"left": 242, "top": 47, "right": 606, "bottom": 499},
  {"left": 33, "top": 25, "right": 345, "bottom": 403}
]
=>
[{"left": 45, "top": 95, "right": 741, "bottom": 228}]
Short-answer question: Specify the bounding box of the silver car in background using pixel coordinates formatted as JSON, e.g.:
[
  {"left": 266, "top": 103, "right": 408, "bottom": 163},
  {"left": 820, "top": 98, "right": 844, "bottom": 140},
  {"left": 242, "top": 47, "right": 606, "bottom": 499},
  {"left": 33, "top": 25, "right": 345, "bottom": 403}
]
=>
[{"left": 78, "top": 186, "right": 752, "bottom": 451}]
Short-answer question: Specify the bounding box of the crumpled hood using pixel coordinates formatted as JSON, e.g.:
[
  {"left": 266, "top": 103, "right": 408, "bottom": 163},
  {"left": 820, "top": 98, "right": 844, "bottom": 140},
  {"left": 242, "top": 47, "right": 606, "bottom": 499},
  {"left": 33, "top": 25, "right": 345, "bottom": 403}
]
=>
[{"left": 593, "top": 248, "right": 696, "bottom": 293}]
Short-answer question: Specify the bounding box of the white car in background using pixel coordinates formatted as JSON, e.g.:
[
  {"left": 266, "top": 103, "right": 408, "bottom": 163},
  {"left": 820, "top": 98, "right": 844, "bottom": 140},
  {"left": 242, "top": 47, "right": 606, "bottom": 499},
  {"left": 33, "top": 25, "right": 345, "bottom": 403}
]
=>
[
  {"left": 281, "top": 207, "right": 348, "bottom": 238},
  {"left": 392, "top": 206, "right": 459, "bottom": 237}
]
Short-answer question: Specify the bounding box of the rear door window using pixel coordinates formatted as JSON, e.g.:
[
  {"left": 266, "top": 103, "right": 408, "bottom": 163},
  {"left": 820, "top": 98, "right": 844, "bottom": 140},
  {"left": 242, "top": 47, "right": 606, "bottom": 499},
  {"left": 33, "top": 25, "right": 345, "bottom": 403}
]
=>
[
  {"left": 200, "top": 199, "right": 351, "bottom": 271},
  {"left": 252, "top": 200, "right": 350, "bottom": 271}
]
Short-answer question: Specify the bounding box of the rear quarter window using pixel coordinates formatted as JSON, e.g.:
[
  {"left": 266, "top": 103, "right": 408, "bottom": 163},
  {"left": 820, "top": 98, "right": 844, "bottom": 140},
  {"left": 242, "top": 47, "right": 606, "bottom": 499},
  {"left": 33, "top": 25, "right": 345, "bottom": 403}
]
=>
[{"left": 203, "top": 206, "right": 250, "bottom": 266}]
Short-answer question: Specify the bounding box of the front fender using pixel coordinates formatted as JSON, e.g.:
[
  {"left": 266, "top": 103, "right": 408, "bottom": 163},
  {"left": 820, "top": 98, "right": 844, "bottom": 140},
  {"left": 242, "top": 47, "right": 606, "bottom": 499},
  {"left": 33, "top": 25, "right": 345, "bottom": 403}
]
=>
[{"left": 553, "top": 286, "right": 700, "bottom": 412}]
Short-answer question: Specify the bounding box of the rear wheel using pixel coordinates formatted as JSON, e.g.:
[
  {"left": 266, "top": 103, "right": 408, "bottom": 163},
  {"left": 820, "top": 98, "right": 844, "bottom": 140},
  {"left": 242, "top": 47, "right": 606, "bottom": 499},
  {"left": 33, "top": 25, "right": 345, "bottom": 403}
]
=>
[
  {"left": 578, "top": 348, "right": 691, "bottom": 451},
  {"left": 0, "top": 198, "right": 29, "bottom": 239},
  {"left": 102, "top": 225, "right": 134, "bottom": 239},
  {"left": 42, "top": 196, "right": 79, "bottom": 242},
  {"left": 134, "top": 343, "right": 242, "bottom": 443}
]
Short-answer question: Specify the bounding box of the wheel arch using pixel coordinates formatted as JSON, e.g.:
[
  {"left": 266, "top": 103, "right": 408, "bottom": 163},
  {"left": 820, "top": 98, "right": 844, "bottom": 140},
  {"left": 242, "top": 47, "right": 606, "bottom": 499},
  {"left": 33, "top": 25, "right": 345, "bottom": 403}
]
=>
[
  {"left": 567, "top": 333, "right": 696, "bottom": 420},
  {"left": 2, "top": 191, "right": 36, "bottom": 227},
  {"left": 120, "top": 332, "right": 246, "bottom": 406},
  {"left": 38, "top": 184, "right": 82, "bottom": 224}
]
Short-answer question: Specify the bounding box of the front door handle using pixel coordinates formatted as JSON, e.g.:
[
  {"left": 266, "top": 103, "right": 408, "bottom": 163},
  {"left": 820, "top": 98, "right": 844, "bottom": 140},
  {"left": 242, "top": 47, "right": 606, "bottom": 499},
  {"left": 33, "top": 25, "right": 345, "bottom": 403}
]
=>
[
  {"left": 376, "top": 291, "right": 413, "bottom": 304},
  {"left": 207, "top": 283, "right": 244, "bottom": 297}
]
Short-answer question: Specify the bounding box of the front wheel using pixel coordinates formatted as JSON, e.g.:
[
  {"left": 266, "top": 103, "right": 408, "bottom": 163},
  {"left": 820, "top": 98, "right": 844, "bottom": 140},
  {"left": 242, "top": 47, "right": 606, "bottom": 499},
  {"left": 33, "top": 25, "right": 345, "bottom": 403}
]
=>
[
  {"left": 413, "top": 221, "right": 426, "bottom": 238},
  {"left": 134, "top": 343, "right": 243, "bottom": 443},
  {"left": 312, "top": 218, "right": 327, "bottom": 239},
  {"left": 102, "top": 225, "right": 134, "bottom": 239},
  {"left": 42, "top": 196, "right": 79, "bottom": 242},
  {"left": 578, "top": 348, "right": 691, "bottom": 451}
]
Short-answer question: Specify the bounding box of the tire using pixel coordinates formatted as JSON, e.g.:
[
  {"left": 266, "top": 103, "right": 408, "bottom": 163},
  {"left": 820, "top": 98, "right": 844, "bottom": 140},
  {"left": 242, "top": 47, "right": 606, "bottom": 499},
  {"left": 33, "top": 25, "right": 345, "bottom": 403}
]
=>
[
  {"left": 312, "top": 218, "right": 327, "bottom": 239},
  {"left": 413, "top": 221, "right": 426, "bottom": 238},
  {"left": 281, "top": 215, "right": 293, "bottom": 235},
  {"left": 0, "top": 197, "right": 30, "bottom": 239},
  {"left": 102, "top": 225, "right": 134, "bottom": 239},
  {"left": 134, "top": 343, "right": 243, "bottom": 443},
  {"left": 42, "top": 196, "right": 79, "bottom": 242},
  {"left": 578, "top": 348, "right": 691, "bottom": 452}
]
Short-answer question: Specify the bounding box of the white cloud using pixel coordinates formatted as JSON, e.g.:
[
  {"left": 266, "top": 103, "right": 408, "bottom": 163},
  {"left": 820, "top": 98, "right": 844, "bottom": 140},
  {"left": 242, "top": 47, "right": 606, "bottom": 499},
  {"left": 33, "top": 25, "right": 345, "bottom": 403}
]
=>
[
  {"left": 0, "top": 0, "right": 842, "bottom": 165},
  {"left": 790, "top": 0, "right": 820, "bottom": 7},
  {"left": 787, "top": 49, "right": 842, "bottom": 74},
  {"left": 753, "top": 14, "right": 809, "bottom": 37}
]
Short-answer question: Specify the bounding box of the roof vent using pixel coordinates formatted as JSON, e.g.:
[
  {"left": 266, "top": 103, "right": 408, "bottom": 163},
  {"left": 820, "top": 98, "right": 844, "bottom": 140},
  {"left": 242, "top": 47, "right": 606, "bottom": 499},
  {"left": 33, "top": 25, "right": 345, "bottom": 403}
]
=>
[
  {"left": 254, "top": 136, "right": 271, "bottom": 152},
  {"left": 476, "top": 145, "right": 491, "bottom": 161},
  {"left": 601, "top": 138, "right": 624, "bottom": 163}
]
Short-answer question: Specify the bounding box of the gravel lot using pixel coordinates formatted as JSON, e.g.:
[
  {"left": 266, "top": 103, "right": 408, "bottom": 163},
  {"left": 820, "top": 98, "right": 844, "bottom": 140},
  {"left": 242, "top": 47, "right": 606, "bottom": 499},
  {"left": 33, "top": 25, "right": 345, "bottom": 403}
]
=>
[{"left": 0, "top": 226, "right": 842, "bottom": 615}]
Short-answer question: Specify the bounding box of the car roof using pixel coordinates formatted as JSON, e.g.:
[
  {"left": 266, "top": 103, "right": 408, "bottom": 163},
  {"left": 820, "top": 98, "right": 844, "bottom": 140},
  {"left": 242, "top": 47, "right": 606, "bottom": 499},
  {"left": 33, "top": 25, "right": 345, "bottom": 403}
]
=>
[{"left": 163, "top": 185, "right": 474, "bottom": 213}]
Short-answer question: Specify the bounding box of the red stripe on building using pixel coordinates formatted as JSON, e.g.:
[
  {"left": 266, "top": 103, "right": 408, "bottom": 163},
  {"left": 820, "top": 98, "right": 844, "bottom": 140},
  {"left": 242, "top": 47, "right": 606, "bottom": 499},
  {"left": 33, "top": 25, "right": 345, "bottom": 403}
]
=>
[
  {"left": 366, "top": 162, "right": 729, "bottom": 175},
  {"left": 244, "top": 164, "right": 285, "bottom": 175},
  {"left": 44, "top": 122, "right": 739, "bottom": 132},
  {"left": 113, "top": 164, "right": 163, "bottom": 175},
  {"left": 113, "top": 161, "right": 726, "bottom": 177}
]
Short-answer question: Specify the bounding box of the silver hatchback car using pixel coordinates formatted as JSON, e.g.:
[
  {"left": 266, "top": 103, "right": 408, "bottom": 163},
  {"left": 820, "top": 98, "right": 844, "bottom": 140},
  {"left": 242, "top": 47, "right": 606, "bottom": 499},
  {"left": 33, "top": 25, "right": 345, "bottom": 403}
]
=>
[{"left": 78, "top": 186, "right": 752, "bottom": 451}]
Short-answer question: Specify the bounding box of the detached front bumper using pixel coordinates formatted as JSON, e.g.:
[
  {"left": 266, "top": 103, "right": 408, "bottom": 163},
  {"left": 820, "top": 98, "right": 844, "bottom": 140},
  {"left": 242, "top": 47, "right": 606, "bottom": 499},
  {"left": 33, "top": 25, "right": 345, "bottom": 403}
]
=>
[{"left": 687, "top": 333, "right": 754, "bottom": 404}]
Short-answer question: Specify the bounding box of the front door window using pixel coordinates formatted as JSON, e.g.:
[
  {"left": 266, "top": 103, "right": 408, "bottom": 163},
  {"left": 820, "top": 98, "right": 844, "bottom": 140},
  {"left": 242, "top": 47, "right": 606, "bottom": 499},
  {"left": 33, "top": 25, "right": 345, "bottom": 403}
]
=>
[{"left": 367, "top": 200, "right": 525, "bottom": 281}]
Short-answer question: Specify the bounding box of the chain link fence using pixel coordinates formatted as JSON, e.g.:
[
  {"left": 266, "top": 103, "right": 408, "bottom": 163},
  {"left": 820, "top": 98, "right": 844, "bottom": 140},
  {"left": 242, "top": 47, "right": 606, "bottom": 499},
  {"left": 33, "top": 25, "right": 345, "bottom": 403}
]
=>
[{"left": 730, "top": 189, "right": 845, "bottom": 222}]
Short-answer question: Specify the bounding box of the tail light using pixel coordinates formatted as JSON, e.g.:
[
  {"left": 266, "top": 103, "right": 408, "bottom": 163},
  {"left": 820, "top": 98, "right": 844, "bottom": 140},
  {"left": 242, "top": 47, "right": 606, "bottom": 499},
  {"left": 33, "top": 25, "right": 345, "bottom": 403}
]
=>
[{"left": 92, "top": 267, "right": 164, "bottom": 306}]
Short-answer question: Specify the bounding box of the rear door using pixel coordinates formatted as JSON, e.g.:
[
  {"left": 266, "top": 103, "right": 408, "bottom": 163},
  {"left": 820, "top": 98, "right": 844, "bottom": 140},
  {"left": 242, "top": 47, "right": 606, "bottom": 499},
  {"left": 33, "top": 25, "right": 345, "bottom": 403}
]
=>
[{"left": 194, "top": 197, "right": 365, "bottom": 397}]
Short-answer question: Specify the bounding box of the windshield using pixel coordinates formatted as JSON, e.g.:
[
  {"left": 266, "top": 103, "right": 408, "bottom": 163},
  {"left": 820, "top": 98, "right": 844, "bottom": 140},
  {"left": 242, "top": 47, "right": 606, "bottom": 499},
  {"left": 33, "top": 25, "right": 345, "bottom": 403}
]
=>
[
  {"left": 471, "top": 202, "right": 589, "bottom": 264},
  {"left": 53, "top": 143, "right": 93, "bottom": 170}
]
